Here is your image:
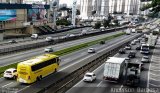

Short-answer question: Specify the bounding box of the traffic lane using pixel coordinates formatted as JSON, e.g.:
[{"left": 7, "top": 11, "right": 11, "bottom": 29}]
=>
[
  {"left": 0, "top": 34, "right": 133, "bottom": 87},
  {"left": 66, "top": 38, "right": 152, "bottom": 93},
  {"left": 0, "top": 27, "right": 91, "bottom": 45},
  {"left": 0, "top": 27, "right": 90, "bottom": 47},
  {"left": 0, "top": 31, "right": 123, "bottom": 66},
  {"left": 66, "top": 62, "right": 126, "bottom": 93},
  {"left": 60, "top": 34, "right": 135, "bottom": 69},
  {"left": 0, "top": 30, "right": 122, "bottom": 53},
  {"left": 1, "top": 34, "right": 140, "bottom": 93}
]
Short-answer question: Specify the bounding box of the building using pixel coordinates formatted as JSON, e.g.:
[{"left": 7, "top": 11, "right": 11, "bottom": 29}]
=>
[
  {"left": 79, "top": 0, "right": 93, "bottom": 19},
  {"left": 0, "top": 0, "right": 54, "bottom": 38},
  {"left": 79, "top": 0, "right": 142, "bottom": 20}
]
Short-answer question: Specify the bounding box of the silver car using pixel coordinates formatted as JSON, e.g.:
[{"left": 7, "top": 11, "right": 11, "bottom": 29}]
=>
[{"left": 141, "top": 56, "right": 149, "bottom": 63}]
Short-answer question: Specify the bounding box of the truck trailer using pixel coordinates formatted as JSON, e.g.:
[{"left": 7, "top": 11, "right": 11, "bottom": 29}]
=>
[{"left": 103, "top": 57, "right": 126, "bottom": 82}]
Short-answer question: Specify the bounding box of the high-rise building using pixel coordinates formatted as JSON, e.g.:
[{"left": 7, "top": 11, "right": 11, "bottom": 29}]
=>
[
  {"left": 80, "top": 0, "right": 93, "bottom": 19},
  {"left": 80, "top": 0, "right": 142, "bottom": 19}
]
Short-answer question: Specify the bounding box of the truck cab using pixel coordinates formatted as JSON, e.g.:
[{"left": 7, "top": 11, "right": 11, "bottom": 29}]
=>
[{"left": 125, "top": 62, "right": 142, "bottom": 87}]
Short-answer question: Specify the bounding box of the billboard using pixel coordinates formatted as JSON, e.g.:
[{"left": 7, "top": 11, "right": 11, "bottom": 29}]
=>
[
  {"left": 27, "top": 9, "right": 47, "bottom": 21},
  {"left": 0, "top": 10, "right": 16, "bottom": 21}
]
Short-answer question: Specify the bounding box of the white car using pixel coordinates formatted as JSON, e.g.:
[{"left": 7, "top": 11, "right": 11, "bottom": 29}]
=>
[
  {"left": 125, "top": 45, "right": 131, "bottom": 50},
  {"left": 44, "top": 47, "right": 53, "bottom": 52},
  {"left": 131, "top": 41, "right": 136, "bottom": 45},
  {"left": 45, "top": 37, "right": 53, "bottom": 42},
  {"left": 141, "top": 56, "right": 149, "bottom": 63},
  {"left": 8, "top": 40, "right": 17, "bottom": 43},
  {"left": 83, "top": 72, "right": 96, "bottom": 82},
  {"left": 3, "top": 68, "right": 17, "bottom": 79},
  {"left": 88, "top": 48, "right": 96, "bottom": 53}
]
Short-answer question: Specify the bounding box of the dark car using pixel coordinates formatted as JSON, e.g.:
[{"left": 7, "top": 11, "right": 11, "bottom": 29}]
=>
[
  {"left": 119, "top": 48, "right": 126, "bottom": 54},
  {"left": 128, "top": 51, "right": 136, "bottom": 58},
  {"left": 100, "top": 40, "right": 105, "bottom": 44},
  {"left": 136, "top": 45, "right": 141, "bottom": 50}
]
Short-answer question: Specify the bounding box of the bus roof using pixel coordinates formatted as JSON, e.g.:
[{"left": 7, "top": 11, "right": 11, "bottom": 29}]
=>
[
  {"left": 106, "top": 57, "right": 125, "bottom": 64},
  {"left": 19, "top": 54, "right": 58, "bottom": 66}
]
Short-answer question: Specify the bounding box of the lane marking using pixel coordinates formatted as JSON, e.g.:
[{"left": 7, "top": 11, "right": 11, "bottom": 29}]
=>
[
  {"left": 150, "top": 73, "right": 160, "bottom": 77},
  {"left": 147, "top": 47, "right": 156, "bottom": 88},
  {"left": 97, "top": 81, "right": 103, "bottom": 87},
  {"left": 149, "top": 77, "right": 160, "bottom": 82},
  {"left": 149, "top": 83, "right": 160, "bottom": 87},
  {"left": 119, "top": 85, "right": 123, "bottom": 90},
  {"left": 2, "top": 82, "right": 13, "bottom": 88}
]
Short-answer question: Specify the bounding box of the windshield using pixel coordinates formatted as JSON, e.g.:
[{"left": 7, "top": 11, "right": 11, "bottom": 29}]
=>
[
  {"left": 143, "top": 57, "right": 149, "bottom": 59},
  {"left": 85, "top": 74, "right": 92, "bottom": 77},
  {"left": 5, "top": 71, "right": 12, "bottom": 73},
  {"left": 142, "top": 46, "right": 149, "bottom": 51}
]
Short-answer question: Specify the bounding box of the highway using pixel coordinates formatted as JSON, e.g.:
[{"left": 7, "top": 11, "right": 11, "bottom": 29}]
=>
[
  {"left": 0, "top": 33, "right": 140, "bottom": 93},
  {"left": 0, "top": 30, "right": 124, "bottom": 67},
  {"left": 66, "top": 36, "right": 154, "bottom": 93},
  {"left": 0, "top": 27, "right": 91, "bottom": 46}
]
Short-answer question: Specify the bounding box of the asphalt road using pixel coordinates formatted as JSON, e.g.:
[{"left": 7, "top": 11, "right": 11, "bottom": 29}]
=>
[
  {"left": 66, "top": 36, "right": 154, "bottom": 93},
  {"left": 0, "top": 30, "right": 123, "bottom": 67},
  {"left": 0, "top": 27, "right": 91, "bottom": 46},
  {"left": 0, "top": 33, "right": 140, "bottom": 93},
  {"left": 148, "top": 38, "right": 160, "bottom": 89}
]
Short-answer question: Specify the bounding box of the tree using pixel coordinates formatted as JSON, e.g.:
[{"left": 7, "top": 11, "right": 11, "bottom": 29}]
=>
[
  {"left": 103, "top": 20, "right": 110, "bottom": 28},
  {"left": 140, "top": 0, "right": 160, "bottom": 17},
  {"left": 76, "top": 9, "right": 80, "bottom": 15},
  {"left": 113, "top": 20, "right": 119, "bottom": 26},
  {"left": 56, "top": 19, "right": 71, "bottom": 26},
  {"left": 94, "top": 22, "right": 101, "bottom": 29}
]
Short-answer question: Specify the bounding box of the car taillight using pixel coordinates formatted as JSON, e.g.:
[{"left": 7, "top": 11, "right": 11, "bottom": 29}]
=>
[{"left": 28, "top": 76, "right": 30, "bottom": 80}]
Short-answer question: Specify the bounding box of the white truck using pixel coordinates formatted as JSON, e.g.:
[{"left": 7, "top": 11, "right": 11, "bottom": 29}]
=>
[
  {"left": 103, "top": 57, "right": 126, "bottom": 82},
  {"left": 131, "top": 28, "right": 136, "bottom": 33},
  {"left": 147, "top": 34, "right": 158, "bottom": 48},
  {"left": 125, "top": 28, "right": 131, "bottom": 35}
]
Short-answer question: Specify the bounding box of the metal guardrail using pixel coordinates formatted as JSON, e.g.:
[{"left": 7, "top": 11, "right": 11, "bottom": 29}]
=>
[
  {"left": 0, "top": 26, "right": 128, "bottom": 56},
  {"left": 37, "top": 33, "right": 142, "bottom": 93}
]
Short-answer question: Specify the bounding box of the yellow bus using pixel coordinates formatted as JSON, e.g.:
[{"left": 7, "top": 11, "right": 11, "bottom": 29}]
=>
[{"left": 17, "top": 54, "right": 60, "bottom": 84}]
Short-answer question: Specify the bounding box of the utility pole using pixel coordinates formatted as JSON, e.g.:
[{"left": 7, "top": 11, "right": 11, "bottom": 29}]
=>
[
  {"left": 51, "top": 0, "right": 59, "bottom": 29},
  {"left": 72, "top": 0, "right": 77, "bottom": 27}
]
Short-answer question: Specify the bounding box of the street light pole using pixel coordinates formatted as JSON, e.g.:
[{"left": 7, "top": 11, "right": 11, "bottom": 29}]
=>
[
  {"left": 72, "top": 0, "right": 77, "bottom": 27},
  {"left": 52, "top": 0, "right": 59, "bottom": 29}
]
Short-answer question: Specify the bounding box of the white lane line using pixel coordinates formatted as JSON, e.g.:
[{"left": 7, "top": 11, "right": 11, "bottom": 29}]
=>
[
  {"left": 149, "top": 77, "right": 160, "bottom": 82},
  {"left": 150, "top": 73, "right": 160, "bottom": 77},
  {"left": 147, "top": 47, "right": 156, "bottom": 88},
  {"left": 16, "top": 85, "right": 30, "bottom": 93},
  {"left": 2, "top": 82, "right": 13, "bottom": 88},
  {"left": 149, "top": 83, "right": 160, "bottom": 87},
  {"left": 97, "top": 81, "right": 103, "bottom": 87},
  {"left": 119, "top": 85, "right": 123, "bottom": 90}
]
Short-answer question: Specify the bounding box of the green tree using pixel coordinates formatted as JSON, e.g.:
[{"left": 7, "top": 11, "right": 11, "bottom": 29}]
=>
[
  {"left": 140, "top": 0, "right": 160, "bottom": 17},
  {"left": 56, "top": 19, "right": 71, "bottom": 26},
  {"left": 103, "top": 20, "right": 110, "bottom": 28},
  {"left": 113, "top": 20, "right": 119, "bottom": 26},
  {"left": 94, "top": 22, "right": 101, "bottom": 29}
]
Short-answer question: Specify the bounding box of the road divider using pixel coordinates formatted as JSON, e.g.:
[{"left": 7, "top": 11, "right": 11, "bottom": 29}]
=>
[{"left": 0, "top": 32, "right": 125, "bottom": 78}]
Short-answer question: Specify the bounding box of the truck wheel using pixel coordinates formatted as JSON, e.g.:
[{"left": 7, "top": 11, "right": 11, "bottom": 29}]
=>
[{"left": 13, "top": 76, "right": 17, "bottom": 80}]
